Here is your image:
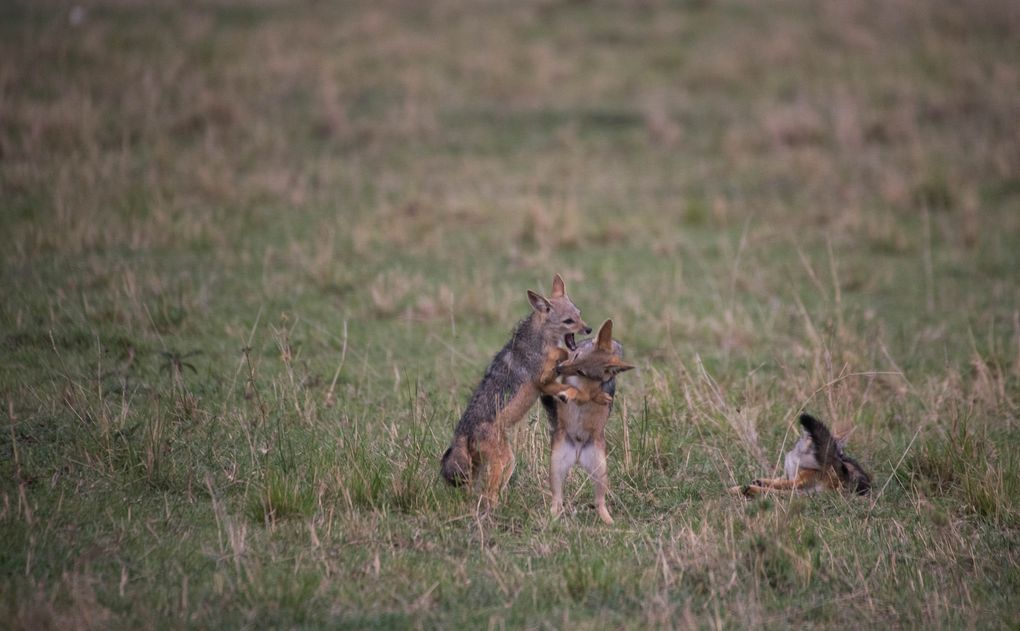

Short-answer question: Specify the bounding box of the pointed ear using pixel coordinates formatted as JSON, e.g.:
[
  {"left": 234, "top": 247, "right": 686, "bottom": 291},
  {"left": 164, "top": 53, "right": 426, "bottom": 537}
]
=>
[
  {"left": 610, "top": 357, "right": 635, "bottom": 373},
  {"left": 596, "top": 319, "right": 614, "bottom": 352},
  {"left": 550, "top": 274, "right": 565, "bottom": 298},
  {"left": 527, "top": 290, "right": 552, "bottom": 314}
]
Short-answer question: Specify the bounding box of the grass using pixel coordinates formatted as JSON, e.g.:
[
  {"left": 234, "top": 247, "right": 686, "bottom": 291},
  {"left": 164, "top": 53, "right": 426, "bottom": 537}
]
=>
[{"left": 2, "top": 0, "right": 1019, "bottom": 627}]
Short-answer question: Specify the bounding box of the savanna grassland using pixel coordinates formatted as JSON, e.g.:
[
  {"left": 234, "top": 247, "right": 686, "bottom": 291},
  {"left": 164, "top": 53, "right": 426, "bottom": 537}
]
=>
[{"left": 2, "top": 0, "right": 1019, "bottom": 627}]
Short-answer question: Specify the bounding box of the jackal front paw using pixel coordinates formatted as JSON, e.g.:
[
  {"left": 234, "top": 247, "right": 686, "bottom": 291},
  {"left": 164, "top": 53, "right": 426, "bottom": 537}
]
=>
[
  {"left": 593, "top": 392, "right": 613, "bottom": 406},
  {"left": 556, "top": 387, "right": 580, "bottom": 404},
  {"left": 728, "top": 484, "right": 756, "bottom": 498}
]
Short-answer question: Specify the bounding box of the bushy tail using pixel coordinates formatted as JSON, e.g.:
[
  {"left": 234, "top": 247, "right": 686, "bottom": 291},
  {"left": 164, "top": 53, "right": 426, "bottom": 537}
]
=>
[
  {"left": 799, "top": 414, "right": 839, "bottom": 468},
  {"left": 440, "top": 437, "right": 472, "bottom": 487},
  {"left": 799, "top": 413, "right": 871, "bottom": 495}
]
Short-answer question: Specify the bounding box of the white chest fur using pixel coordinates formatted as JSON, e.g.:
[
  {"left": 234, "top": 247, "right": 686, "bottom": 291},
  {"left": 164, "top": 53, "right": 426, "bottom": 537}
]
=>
[
  {"left": 559, "top": 375, "right": 608, "bottom": 444},
  {"left": 784, "top": 448, "right": 799, "bottom": 480}
]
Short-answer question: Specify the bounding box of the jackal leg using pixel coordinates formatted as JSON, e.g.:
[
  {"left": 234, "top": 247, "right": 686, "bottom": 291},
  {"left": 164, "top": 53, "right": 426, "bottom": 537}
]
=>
[
  {"left": 537, "top": 382, "right": 612, "bottom": 406},
  {"left": 579, "top": 438, "right": 613, "bottom": 524},
  {"left": 478, "top": 435, "right": 514, "bottom": 507},
  {"left": 538, "top": 347, "right": 568, "bottom": 384},
  {"left": 549, "top": 431, "right": 575, "bottom": 518},
  {"left": 591, "top": 391, "right": 613, "bottom": 406},
  {"left": 537, "top": 347, "right": 575, "bottom": 401},
  {"left": 540, "top": 383, "right": 585, "bottom": 403},
  {"left": 730, "top": 469, "right": 820, "bottom": 497}
]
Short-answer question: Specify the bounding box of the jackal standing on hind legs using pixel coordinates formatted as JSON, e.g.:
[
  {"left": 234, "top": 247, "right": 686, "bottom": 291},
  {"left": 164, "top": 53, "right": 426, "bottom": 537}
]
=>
[
  {"left": 440, "top": 274, "right": 592, "bottom": 506},
  {"left": 542, "top": 319, "right": 634, "bottom": 524}
]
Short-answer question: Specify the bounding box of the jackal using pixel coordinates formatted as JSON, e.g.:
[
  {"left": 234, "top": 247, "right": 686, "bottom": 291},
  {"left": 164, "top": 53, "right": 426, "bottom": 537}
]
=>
[
  {"left": 731, "top": 414, "right": 871, "bottom": 497},
  {"left": 541, "top": 319, "right": 634, "bottom": 524},
  {"left": 440, "top": 274, "right": 591, "bottom": 505}
]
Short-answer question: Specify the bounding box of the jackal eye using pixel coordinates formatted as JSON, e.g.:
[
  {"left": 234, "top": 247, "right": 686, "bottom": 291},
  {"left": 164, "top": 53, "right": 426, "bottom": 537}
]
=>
[{"left": 563, "top": 318, "right": 575, "bottom": 324}]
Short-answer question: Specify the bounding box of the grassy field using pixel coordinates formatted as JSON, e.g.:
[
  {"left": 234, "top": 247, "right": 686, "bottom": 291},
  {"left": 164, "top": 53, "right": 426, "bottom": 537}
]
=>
[{"left": 2, "top": 0, "right": 1019, "bottom": 627}]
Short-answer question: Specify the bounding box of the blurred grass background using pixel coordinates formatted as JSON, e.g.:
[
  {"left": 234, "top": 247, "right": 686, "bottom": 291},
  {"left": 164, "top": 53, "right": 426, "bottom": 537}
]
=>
[{"left": 1, "top": 0, "right": 1019, "bottom": 627}]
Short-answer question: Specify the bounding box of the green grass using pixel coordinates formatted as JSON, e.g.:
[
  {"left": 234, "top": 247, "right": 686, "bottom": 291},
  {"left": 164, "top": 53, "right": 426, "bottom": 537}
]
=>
[{"left": 2, "top": 0, "right": 1019, "bottom": 627}]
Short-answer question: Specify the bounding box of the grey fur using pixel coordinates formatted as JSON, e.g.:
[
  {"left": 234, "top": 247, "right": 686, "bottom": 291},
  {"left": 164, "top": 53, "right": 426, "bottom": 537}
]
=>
[
  {"left": 440, "top": 313, "right": 547, "bottom": 485},
  {"left": 459, "top": 314, "right": 547, "bottom": 432}
]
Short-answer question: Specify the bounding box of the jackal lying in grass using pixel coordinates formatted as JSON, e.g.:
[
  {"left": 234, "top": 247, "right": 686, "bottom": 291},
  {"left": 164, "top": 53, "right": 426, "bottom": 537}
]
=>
[
  {"left": 440, "top": 274, "right": 592, "bottom": 506},
  {"left": 541, "top": 319, "right": 634, "bottom": 524},
  {"left": 731, "top": 414, "right": 871, "bottom": 497}
]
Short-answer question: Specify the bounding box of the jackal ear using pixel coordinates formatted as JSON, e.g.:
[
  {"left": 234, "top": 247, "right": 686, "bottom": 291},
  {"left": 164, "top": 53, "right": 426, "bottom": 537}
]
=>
[
  {"left": 550, "top": 274, "right": 565, "bottom": 298},
  {"left": 610, "top": 358, "right": 635, "bottom": 374},
  {"left": 527, "top": 290, "right": 552, "bottom": 314},
  {"left": 596, "top": 319, "right": 614, "bottom": 352}
]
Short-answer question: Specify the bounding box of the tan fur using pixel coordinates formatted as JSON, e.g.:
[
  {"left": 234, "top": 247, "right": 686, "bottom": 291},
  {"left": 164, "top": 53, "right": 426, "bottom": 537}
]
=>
[
  {"left": 477, "top": 347, "right": 583, "bottom": 501},
  {"left": 729, "top": 414, "right": 871, "bottom": 498},
  {"left": 547, "top": 320, "right": 633, "bottom": 525},
  {"left": 441, "top": 274, "right": 592, "bottom": 508},
  {"left": 549, "top": 398, "right": 613, "bottom": 523},
  {"left": 731, "top": 469, "right": 836, "bottom": 496}
]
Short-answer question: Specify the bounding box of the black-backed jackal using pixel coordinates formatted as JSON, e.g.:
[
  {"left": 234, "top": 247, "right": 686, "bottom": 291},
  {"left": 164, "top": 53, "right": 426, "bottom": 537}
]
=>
[{"left": 731, "top": 414, "right": 871, "bottom": 497}]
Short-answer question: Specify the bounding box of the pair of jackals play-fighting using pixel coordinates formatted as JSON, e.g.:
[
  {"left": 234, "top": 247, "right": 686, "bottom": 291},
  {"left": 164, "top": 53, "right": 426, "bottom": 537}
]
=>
[
  {"left": 440, "top": 275, "right": 871, "bottom": 523},
  {"left": 440, "top": 274, "right": 631, "bottom": 523}
]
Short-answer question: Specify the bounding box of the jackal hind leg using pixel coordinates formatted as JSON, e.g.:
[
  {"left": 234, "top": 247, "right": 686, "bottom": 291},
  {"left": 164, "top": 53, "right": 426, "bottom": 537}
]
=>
[
  {"left": 735, "top": 470, "right": 819, "bottom": 496},
  {"left": 478, "top": 436, "right": 513, "bottom": 509},
  {"left": 579, "top": 440, "right": 613, "bottom": 524},
  {"left": 549, "top": 431, "right": 575, "bottom": 518}
]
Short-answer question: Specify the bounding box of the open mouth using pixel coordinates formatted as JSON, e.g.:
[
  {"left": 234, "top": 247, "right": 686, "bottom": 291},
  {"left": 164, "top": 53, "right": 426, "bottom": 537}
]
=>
[{"left": 564, "top": 333, "right": 577, "bottom": 351}]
